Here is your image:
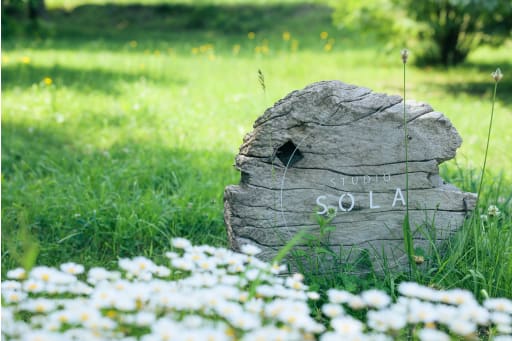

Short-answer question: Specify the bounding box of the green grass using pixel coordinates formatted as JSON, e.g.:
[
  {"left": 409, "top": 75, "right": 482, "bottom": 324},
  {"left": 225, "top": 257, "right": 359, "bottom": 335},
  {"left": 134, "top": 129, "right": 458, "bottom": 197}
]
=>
[{"left": 2, "top": 0, "right": 511, "bottom": 297}]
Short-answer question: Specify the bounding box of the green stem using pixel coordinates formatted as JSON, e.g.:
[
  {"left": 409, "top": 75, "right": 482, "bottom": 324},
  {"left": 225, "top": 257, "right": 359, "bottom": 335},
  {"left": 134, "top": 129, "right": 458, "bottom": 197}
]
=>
[
  {"left": 476, "top": 81, "right": 498, "bottom": 207},
  {"left": 402, "top": 61, "right": 414, "bottom": 278},
  {"left": 403, "top": 64, "right": 409, "bottom": 213},
  {"left": 473, "top": 80, "right": 498, "bottom": 269}
]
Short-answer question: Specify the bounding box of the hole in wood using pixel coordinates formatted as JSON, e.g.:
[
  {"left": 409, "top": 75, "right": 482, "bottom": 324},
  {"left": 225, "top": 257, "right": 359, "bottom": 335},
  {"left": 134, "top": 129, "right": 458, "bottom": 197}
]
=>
[
  {"left": 276, "top": 140, "right": 304, "bottom": 167},
  {"left": 241, "top": 172, "right": 250, "bottom": 183}
]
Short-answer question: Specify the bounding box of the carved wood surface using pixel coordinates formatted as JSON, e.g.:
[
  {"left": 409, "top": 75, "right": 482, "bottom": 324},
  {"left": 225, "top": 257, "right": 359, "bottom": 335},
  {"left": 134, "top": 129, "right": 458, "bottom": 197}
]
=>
[{"left": 224, "top": 80, "right": 476, "bottom": 270}]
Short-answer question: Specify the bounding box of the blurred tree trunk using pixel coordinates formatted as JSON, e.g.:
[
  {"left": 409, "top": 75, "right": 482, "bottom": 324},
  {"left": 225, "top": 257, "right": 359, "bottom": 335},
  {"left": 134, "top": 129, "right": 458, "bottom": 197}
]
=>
[
  {"left": 28, "top": 0, "right": 46, "bottom": 21},
  {"left": 432, "top": 2, "right": 468, "bottom": 66}
]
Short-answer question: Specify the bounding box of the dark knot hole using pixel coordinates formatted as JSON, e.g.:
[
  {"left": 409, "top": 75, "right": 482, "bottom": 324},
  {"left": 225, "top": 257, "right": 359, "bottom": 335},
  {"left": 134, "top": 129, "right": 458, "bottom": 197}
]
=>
[{"left": 276, "top": 140, "right": 304, "bottom": 167}]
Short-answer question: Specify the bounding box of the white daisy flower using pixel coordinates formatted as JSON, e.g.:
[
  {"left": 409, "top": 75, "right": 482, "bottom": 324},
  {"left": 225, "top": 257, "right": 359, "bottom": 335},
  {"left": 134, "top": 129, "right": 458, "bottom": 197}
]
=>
[
  {"left": 361, "top": 289, "right": 391, "bottom": 308},
  {"left": 240, "top": 244, "right": 262, "bottom": 256}
]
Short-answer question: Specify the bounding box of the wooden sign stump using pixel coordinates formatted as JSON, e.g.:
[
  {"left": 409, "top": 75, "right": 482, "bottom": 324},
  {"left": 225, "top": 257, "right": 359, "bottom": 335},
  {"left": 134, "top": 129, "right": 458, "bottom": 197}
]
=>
[{"left": 224, "top": 80, "right": 476, "bottom": 271}]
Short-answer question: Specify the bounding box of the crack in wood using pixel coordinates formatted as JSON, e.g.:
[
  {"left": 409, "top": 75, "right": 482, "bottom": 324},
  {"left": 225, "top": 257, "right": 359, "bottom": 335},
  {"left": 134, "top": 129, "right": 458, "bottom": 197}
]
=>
[
  {"left": 242, "top": 155, "right": 436, "bottom": 169},
  {"left": 232, "top": 235, "right": 451, "bottom": 249},
  {"left": 234, "top": 221, "right": 465, "bottom": 230},
  {"left": 281, "top": 166, "right": 433, "bottom": 178},
  {"left": 397, "top": 110, "right": 434, "bottom": 128}
]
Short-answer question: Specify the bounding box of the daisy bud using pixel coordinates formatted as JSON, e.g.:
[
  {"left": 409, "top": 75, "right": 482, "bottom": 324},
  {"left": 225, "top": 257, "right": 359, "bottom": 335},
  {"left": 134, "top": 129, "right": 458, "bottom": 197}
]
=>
[
  {"left": 487, "top": 205, "right": 501, "bottom": 217},
  {"left": 491, "top": 68, "right": 503, "bottom": 82},
  {"left": 413, "top": 255, "right": 425, "bottom": 265},
  {"left": 400, "top": 49, "right": 409, "bottom": 64}
]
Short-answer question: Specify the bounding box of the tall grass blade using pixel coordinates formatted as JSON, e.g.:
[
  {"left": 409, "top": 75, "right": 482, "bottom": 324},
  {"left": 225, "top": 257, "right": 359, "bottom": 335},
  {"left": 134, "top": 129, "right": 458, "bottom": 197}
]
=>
[
  {"left": 273, "top": 230, "right": 308, "bottom": 264},
  {"left": 401, "top": 48, "right": 414, "bottom": 278}
]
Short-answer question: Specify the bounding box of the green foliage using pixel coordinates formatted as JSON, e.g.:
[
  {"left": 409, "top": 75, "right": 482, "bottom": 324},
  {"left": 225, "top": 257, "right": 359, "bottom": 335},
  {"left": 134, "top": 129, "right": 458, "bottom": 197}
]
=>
[
  {"left": 2, "top": 0, "right": 48, "bottom": 37},
  {"left": 437, "top": 168, "right": 512, "bottom": 298},
  {"left": 331, "top": 0, "right": 512, "bottom": 65},
  {"left": 3, "top": 214, "right": 40, "bottom": 271},
  {"left": 2, "top": 0, "right": 29, "bottom": 36},
  {"left": 331, "top": 0, "right": 399, "bottom": 40},
  {"left": 292, "top": 213, "right": 393, "bottom": 285},
  {"left": 330, "top": 0, "right": 423, "bottom": 54},
  {"left": 398, "top": 0, "right": 512, "bottom": 66}
]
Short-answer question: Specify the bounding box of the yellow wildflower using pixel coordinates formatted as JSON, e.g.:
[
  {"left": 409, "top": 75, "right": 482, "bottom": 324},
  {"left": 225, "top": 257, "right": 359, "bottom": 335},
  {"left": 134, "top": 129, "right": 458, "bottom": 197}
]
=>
[
  {"left": 291, "top": 39, "right": 299, "bottom": 52},
  {"left": 200, "top": 44, "right": 213, "bottom": 53},
  {"left": 324, "top": 43, "right": 332, "bottom": 52},
  {"left": 247, "top": 32, "right": 255, "bottom": 40},
  {"left": 282, "top": 31, "right": 291, "bottom": 41},
  {"left": 21, "top": 56, "right": 31, "bottom": 64},
  {"left": 43, "top": 77, "right": 53, "bottom": 86},
  {"left": 320, "top": 31, "right": 328, "bottom": 40}
]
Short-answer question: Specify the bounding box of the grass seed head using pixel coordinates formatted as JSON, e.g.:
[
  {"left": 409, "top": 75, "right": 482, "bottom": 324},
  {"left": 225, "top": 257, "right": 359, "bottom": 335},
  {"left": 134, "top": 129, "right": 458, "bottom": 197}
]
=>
[
  {"left": 492, "top": 67, "right": 503, "bottom": 82},
  {"left": 400, "top": 49, "right": 409, "bottom": 64}
]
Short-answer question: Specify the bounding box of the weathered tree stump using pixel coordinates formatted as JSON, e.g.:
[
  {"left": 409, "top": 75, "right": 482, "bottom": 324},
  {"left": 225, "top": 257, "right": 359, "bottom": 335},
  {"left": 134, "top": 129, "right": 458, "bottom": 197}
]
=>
[{"left": 224, "top": 80, "right": 476, "bottom": 271}]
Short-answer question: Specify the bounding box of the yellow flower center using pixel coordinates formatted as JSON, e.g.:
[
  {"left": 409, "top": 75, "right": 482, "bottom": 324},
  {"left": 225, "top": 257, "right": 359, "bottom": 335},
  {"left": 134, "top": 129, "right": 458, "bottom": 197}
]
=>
[
  {"left": 225, "top": 327, "right": 236, "bottom": 337},
  {"left": 106, "top": 310, "right": 117, "bottom": 318}
]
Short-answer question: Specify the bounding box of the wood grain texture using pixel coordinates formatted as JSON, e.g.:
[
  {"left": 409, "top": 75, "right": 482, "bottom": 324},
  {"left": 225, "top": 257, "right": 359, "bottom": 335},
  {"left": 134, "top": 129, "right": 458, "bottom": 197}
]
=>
[{"left": 224, "top": 80, "right": 476, "bottom": 270}]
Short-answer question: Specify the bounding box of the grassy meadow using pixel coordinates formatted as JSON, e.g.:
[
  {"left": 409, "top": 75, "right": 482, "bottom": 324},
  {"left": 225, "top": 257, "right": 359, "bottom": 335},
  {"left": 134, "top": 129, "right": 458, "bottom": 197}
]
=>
[{"left": 2, "top": 1, "right": 511, "bottom": 298}]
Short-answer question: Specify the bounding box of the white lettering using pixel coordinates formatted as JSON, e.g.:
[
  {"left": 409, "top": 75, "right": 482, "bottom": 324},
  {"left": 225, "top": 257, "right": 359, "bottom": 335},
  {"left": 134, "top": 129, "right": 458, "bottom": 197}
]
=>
[
  {"left": 363, "top": 175, "right": 371, "bottom": 185},
  {"left": 369, "top": 191, "right": 380, "bottom": 209},
  {"left": 316, "top": 195, "right": 328, "bottom": 214},
  {"left": 315, "top": 174, "right": 409, "bottom": 213},
  {"left": 392, "top": 188, "right": 406, "bottom": 207},
  {"left": 339, "top": 193, "right": 355, "bottom": 212}
]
